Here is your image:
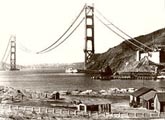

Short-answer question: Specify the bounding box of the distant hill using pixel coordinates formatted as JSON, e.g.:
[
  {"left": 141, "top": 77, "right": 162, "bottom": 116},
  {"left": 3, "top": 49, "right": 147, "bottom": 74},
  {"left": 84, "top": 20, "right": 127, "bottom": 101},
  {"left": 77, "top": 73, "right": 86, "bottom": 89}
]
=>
[
  {"left": 87, "top": 28, "right": 165, "bottom": 72},
  {"left": 0, "top": 62, "right": 84, "bottom": 71},
  {"left": 23, "top": 62, "right": 84, "bottom": 70}
]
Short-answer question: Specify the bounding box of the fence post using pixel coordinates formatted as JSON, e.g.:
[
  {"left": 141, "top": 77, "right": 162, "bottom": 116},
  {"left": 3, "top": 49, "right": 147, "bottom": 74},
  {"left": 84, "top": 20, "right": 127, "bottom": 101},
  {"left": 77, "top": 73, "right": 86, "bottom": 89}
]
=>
[
  {"left": 88, "top": 111, "right": 91, "bottom": 116},
  {"left": 94, "top": 112, "right": 98, "bottom": 119},
  {"left": 9, "top": 105, "right": 12, "bottom": 111},
  {"left": 38, "top": 107, "right": 41, "bottom": 113},
  {"left": 127, "top": 113, "right": 129, "bottom": 118},
  {"left": 134, "top": 113, "right": 137, "bottom": 118},
  {"left": 60, "top": 109, "right": 63, "bottom": 114},
  {"left": 97, "top": 111, "right": 100, "bottom": 116},
  {"left": 97, "top": 112, "right": 99, "bottom": 118},
  {"left": 53, "top": 108, "right": 56, "bottom": 114},
  {"left": 45, "top": 93, "right": 47, "bottom": 98},
  {"left": 74, "top": 110, "right": 78, "bottom": 115},
  {"left": 32, "top": 107, "right": 34, "bottom": 112},
  {"left": 104, "top": 112, "right": 106, "bottom": 117},
  {"left": 158, "top": 112, "right": 160, "bottom": 117},
  {"left": 24, "top": 106, "right": 26, "bottom": 112},
  {"left": 45, "top": 108, "right": 48, "bottom": 113},
  {"left": 119, "top": 113, "right": 121, "bottom": 118},
  {"left": 68, "top": 110, "right": 70, "bottom": 115},
  {"left": 111, "top": 112, "right": 114, "bottom": 117}
]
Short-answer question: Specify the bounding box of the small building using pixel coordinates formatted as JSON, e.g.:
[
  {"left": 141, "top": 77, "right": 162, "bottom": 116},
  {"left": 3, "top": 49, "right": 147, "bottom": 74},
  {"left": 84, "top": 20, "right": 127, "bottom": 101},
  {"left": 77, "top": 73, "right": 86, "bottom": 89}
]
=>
[
  {"left": 136, "top": 48, "right": 165, "bottom": 64},
  {"left": 154, "top": 92, "right": 165, "bottom": 112},
  {"left": 76, "top": 103, "right": 111, "bottom": 113},
  {"left": 51, "top": 92, "right": 60, "bottom": 100},
  {"left": 139, "top": 90, "right": 156, "bottom": 110},
  {"left": 130, "top": 87, "right": 155, "bottom": 107}
]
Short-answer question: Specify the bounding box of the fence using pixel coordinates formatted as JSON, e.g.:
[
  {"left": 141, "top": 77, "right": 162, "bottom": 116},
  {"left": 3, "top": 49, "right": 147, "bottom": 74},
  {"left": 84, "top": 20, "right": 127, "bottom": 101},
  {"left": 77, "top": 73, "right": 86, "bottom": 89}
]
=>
[
  {"left": 0, "top": 104, "right": 89, "bottom": 117},
  {"left": 90, "top": 112, "right": 162, "bottom": 119},
  {"left": 0, "top": 104, "right": 164, "bottom": 119}
]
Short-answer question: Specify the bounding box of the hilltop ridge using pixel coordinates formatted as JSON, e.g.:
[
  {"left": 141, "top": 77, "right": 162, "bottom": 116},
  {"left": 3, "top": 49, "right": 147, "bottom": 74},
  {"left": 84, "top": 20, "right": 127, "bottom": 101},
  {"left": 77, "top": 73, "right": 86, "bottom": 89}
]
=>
[{"left": 87, "top": 28, "right": 165, "bottom": 72}]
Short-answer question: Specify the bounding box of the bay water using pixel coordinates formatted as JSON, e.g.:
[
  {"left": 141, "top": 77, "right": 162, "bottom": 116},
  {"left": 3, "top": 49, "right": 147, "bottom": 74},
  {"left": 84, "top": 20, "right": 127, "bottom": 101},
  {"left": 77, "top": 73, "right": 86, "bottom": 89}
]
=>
[{"left": 0, "top": 69, "right": 164, "bottom": 92}]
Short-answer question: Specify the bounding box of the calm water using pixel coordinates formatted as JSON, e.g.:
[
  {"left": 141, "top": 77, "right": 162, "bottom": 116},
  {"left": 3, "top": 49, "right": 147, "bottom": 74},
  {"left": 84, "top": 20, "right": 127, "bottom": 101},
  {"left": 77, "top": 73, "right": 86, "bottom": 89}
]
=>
[{"left": 0, "top": 69, "right": 164, "bottom": 91}]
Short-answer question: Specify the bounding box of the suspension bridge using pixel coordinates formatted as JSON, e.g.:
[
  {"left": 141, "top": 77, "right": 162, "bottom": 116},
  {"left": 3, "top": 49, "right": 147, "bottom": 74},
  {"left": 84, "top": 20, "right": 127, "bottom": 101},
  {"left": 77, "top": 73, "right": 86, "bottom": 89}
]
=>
[{"left": 1, "top": 4, "right": 154, "bottom": 71}]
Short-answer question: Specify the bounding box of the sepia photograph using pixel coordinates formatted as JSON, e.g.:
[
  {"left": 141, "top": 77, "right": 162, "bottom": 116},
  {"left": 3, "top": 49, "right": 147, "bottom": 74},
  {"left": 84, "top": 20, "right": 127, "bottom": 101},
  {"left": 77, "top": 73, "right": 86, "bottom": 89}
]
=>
[{"left": 0, "top": 0, "right": 165, "bottom": 119}]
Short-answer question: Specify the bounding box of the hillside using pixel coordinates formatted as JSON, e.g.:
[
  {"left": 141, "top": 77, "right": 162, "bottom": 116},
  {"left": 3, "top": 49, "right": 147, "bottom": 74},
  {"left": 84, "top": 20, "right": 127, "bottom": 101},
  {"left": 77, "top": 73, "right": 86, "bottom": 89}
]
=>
[{"left": 87, "top": 28, "right": 165, "bottom": 72}]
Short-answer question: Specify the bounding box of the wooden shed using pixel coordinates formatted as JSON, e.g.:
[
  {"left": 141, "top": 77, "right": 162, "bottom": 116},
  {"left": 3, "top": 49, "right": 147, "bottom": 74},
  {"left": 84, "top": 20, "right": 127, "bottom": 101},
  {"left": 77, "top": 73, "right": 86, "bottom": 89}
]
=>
[
  {"left": 154, "top": 92, "right": 165, "bottom": 112},
  {"left": 139, "top": 90, "right": 156, "bottom": 110},
  {"left": 51, "top": 92, "right": 60, "bottom": 100},
  {"left": 130, "top": 87, "right": 155, "bottom": 107},
  {"left": 76, "top": 103, "right": 111, "bottom": 113}
]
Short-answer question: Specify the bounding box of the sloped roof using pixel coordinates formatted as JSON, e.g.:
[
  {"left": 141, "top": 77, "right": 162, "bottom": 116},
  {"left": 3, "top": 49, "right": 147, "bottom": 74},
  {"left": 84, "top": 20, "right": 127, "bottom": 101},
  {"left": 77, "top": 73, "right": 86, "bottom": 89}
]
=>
[
  {"left": 156, "top": 93, "right": 165, "bottom": 102},
  {"left": 140, "top": 91, "right": 156, "bottom": 101},
  {"left": 131, "top": 87, "right": 154, "bottom": 97}
]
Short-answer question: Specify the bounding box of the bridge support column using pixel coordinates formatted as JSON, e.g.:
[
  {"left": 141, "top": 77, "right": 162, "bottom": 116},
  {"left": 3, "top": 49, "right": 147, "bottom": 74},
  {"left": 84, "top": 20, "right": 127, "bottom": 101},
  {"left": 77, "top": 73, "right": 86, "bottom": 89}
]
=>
[
  {"left": 84, "top": 4, "right": 95, "bottom": 69},
  {"left": 10, "top": 35, "right": 17, "bottom": 70}
]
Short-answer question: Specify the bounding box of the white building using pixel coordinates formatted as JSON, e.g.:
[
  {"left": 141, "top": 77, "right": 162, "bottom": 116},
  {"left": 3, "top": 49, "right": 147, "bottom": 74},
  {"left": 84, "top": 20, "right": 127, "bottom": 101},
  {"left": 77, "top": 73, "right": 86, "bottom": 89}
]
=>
[{"left": 136, "top": 49, "right": 165, "bottom": 64}]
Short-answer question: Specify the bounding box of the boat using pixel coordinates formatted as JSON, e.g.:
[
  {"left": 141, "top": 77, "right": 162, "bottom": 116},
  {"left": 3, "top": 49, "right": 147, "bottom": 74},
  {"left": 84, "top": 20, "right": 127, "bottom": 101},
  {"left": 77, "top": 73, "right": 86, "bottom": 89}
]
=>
[
  {"left": 65, "top": 68, "right": 78, "bottom": 73},
  {"left": 157, "top": 75, "right": 165, "bottom": 80}
]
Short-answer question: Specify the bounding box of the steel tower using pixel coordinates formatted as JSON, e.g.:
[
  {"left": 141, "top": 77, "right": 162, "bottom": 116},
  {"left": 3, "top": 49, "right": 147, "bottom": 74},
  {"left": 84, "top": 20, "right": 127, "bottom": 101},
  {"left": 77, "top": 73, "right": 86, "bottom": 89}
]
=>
[
  {"left": 10, "top": 35, "right": 17, "bottom": 70},
  {"left": 84, "top": 5, "right": 95, "bottom": 69}
]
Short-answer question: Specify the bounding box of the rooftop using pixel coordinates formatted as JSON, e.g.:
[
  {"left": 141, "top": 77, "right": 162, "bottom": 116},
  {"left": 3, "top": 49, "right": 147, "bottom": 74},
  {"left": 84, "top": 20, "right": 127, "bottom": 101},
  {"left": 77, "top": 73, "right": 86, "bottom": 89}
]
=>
[
  {"left": 131, "top": 87, "right": 154, "bottom": 97},
  {"left": 156, "top": 92, "right": 165, "bottom": 102},
  {"left": 140, "top": 91, "right": 156, "bottom": 101}
]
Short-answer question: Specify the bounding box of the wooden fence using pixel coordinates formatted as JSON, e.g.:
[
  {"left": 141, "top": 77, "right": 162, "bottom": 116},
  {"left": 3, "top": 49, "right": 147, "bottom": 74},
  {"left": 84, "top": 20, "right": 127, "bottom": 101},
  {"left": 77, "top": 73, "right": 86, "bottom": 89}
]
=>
[{"left": 0, "top": 104, "right": 164, "bottom": 119}]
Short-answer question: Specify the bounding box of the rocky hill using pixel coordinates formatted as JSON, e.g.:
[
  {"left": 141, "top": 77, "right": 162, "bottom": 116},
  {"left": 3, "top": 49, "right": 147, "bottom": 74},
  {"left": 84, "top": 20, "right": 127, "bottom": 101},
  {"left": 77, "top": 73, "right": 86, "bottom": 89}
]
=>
[{"left": 87, "top": 28, "right": 165, "bottom": 72}]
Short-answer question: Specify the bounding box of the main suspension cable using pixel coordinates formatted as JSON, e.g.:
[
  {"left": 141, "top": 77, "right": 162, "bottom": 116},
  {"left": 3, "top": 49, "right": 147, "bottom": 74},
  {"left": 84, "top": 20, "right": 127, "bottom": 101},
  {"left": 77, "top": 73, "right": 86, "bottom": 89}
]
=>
[
  {"left": 95, "top": 15, "right": 144, "bottom": 50},
  {"left": 95, "top": 8, "right": 153, "bottom": 51},
  {"left": 4, "top": 48, "right": 10, "bottom": 63},
  {"left": 39, "top": 17, "right": 85, "bottom": 54},
  {"left": 1, "top": 36, "right": 11, "bottom": 62},
  {"left": 37, "top": 5, "right": 86, "bottom": 54}
]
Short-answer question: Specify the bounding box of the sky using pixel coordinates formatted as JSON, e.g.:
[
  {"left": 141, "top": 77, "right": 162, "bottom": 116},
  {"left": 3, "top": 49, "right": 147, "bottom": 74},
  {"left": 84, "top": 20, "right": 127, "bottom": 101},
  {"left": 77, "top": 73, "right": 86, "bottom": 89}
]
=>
[{"left": 0, "top": 0, "right": 165, "bottom": 65}]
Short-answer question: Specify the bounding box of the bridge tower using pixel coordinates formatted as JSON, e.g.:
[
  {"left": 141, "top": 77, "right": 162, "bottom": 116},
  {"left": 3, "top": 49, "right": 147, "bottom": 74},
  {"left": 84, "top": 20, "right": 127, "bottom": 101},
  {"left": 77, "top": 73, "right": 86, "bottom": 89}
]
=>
[
  {"left": 10, "top": 35, "right": 17, "bottom": 70},
  {"left": 84, "top": 4, "right": 95, "bottom": 69}
]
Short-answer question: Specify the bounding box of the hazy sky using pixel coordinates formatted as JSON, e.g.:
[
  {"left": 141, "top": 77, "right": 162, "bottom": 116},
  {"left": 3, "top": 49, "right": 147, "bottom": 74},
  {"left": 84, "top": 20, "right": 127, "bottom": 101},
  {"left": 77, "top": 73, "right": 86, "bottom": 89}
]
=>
[{"left": 0, "top": 0, "right": 165, "bottom": 65}]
